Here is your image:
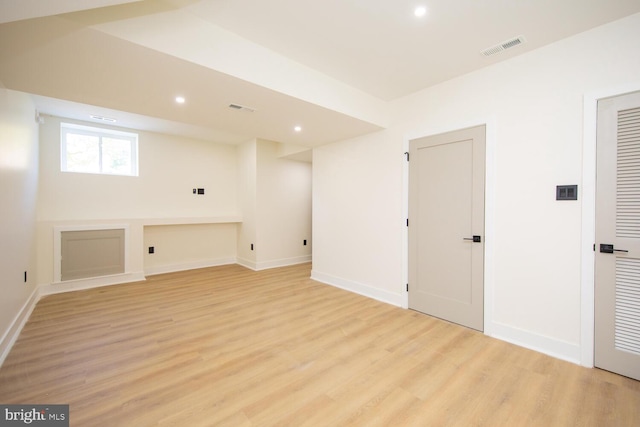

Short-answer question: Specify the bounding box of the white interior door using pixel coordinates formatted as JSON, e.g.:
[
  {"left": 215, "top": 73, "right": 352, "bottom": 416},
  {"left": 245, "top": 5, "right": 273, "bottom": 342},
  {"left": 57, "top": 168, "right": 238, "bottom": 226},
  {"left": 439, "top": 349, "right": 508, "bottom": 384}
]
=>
[
  {"left": 408, "top": 125, "right": 485, "bottom": 331},
  {"left": 595, "top": 90, "right": 640, "bottom": 381}
]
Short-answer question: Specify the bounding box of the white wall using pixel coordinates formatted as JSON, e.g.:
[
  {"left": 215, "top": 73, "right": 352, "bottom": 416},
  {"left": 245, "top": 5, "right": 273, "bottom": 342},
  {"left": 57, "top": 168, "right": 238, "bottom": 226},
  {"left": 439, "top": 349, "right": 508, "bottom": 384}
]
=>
[
  {"left": 37, "top": 116, "right": 239, "bottom": 285},
  {"left": 38, "top": 116, "right": 238, "bottom": 221},
  {"left": 36, "top": 116, "right": 312, "bottom": 284},
  {"left": 236, "top": 139, "right": 257, "bottom": 266},
  {"left": 312, "top": 13, "right": 640, "bottom": 363},
  {"left": 144, "top": 223, "right": 237, "bottom": 275},
  {"left": 237, "top": 139, "right": 312, "bottom": 270},
  {"left": 256, "top": 139, "right": 312, "bottom": 269},
  {"left": 0, "top": 89, "right": 39, "bottom": 361},
  {"left": 312, "top": 129, "right": 404, "bottom": 306}
]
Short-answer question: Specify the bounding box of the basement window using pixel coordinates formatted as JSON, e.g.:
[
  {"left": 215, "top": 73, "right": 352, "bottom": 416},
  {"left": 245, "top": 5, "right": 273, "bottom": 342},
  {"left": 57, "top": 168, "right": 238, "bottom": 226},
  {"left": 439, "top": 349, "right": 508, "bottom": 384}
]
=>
[{"left": 61, "top": 123, "right": 138, "bottom": 176}]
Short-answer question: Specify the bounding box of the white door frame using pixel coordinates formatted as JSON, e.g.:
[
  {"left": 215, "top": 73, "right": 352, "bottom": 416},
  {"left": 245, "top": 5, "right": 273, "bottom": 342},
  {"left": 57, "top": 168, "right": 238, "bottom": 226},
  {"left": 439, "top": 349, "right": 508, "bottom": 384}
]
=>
[
  {"left": 581, "top": 81, "right": 640, "bottom": 367},
  {"left": 402, "top": 118, "right": 496, "bottom": 337}
]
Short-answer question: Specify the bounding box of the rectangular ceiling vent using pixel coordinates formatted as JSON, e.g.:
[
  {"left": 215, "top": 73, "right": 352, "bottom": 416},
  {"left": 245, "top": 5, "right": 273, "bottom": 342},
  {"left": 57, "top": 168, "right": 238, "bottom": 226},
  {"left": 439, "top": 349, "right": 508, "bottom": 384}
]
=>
[
  {"left": 90, "top": 114, "right": 117, "bottom": 122},
  {"left": 228, "top": 103, "right": 256, "bottom": 113},
  {"left": 481, "top": 35, "right": 526, "bottom": 57}
]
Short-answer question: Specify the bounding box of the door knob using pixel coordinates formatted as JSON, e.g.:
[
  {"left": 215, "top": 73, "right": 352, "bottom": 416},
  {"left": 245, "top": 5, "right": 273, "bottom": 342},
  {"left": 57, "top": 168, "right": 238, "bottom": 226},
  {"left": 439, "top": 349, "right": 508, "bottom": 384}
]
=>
[{"left": 463, "top": 235, "right": 482, "bottom": 243}]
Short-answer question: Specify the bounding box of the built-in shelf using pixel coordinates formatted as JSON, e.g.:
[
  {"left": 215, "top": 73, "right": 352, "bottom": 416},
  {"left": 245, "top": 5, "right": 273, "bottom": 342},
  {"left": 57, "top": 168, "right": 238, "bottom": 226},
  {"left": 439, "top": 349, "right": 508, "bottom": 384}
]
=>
[{"left": 142, "top": 217, "right": 242, "bottom": 226}]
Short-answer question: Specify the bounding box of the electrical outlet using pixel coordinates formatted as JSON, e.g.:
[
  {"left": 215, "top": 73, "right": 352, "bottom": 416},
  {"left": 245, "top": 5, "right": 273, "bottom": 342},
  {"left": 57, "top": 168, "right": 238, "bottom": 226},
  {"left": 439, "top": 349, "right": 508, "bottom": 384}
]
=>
[
  {"left": 149, "top": 246, "right": 155, "bottom": 254},
  {"left": 251, "top": 243, "right": 254, "bottom": 251},
  {"left": 193, "top": 188, "right": 196, "bottom": 194},
  {"left": 303, "top": 239, "right": 307, "bottom": 246}
]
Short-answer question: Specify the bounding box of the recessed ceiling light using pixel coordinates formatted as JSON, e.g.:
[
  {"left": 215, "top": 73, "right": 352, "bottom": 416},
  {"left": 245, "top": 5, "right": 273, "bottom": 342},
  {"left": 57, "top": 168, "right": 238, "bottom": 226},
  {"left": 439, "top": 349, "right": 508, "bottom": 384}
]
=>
[
  {"left": 414, "top": 6, "right": 427, "bottom": 17},
  {"left": 294, "top": 126, "right": 302, "bottom": 132},
  {"left": 175, "top": 96, "right": 186, "bottom": 104}
]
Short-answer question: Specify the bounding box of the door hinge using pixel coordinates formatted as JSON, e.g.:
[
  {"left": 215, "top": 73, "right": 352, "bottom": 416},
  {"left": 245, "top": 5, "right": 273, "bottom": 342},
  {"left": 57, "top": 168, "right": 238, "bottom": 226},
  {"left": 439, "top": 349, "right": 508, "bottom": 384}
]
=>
[
  {"left": 406, "top": 283, "right": 409, "bottom": 292},
  {"left": 593, "top": 243, "right": 595, "bottom": 252},
  {"left": 404, "top": 151, "right": 410, "bottom": 161},
  {"left": 406, "top": 218, "right": 409, "bottom": 227}
]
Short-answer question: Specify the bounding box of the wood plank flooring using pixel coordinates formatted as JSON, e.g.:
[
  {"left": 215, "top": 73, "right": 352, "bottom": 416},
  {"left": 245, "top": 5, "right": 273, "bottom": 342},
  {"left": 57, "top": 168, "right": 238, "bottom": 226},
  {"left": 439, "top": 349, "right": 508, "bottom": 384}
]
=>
[{"left": 0, "top": 263, "right": 639, "bottom": 426}]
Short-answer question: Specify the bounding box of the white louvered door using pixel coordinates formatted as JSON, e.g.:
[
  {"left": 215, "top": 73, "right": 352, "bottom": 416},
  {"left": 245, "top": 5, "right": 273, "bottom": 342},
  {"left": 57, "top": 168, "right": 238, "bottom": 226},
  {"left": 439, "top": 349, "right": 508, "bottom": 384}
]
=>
[{"left": 595, "top": 91, "right": 640, "bottom": 381}]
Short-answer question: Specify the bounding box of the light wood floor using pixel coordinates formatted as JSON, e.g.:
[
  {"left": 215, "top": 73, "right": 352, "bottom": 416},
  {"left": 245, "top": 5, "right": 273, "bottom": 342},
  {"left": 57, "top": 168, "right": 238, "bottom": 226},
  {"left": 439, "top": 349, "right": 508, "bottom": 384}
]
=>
[{"left": 1, "top": 263, "right": 639, "bottom": 426}]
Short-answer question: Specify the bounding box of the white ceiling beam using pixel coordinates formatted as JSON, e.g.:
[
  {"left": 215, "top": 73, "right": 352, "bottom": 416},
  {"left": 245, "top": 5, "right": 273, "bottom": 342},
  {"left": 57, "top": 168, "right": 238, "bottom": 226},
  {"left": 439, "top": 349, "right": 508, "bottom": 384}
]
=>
[{"left": 89, "top": 9, "right": 389, "bottom": 129}]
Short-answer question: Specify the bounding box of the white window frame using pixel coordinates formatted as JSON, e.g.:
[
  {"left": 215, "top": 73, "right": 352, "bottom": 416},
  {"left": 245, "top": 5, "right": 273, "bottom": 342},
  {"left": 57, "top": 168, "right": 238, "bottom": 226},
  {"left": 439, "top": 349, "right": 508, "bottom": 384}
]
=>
[{"left": 61, "top": 122, "right": 139, "bottom": 176}]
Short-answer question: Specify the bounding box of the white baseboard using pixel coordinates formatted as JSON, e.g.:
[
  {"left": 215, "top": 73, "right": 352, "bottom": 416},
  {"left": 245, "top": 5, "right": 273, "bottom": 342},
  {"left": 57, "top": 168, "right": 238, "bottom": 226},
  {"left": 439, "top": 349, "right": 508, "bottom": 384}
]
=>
[
  {"left": 309, "top": 272, "right": 583, "bottom": 365},
  {"left": 236, "top": 255, "right": 311, "bottom": 271},
  {"left": 145, "top": 258, "right": 236, "bottom": 276},
  {"left": 236, "top": 257, "right": 257, "bottom": 271},
  {"left": 0, "top": 286, "right": 40, "bottom": 367},
  {"left": 256, "top": 255, "right": 311, "bottom": 271},
  {"left": 489, "top": 321, "right": 581, "bottom": 365},
  {"left": 310, "top": 270, "right": 403, "bottom": 307},
  {"left": 39, "top": 271, "right": 147, "bottom": 296}
]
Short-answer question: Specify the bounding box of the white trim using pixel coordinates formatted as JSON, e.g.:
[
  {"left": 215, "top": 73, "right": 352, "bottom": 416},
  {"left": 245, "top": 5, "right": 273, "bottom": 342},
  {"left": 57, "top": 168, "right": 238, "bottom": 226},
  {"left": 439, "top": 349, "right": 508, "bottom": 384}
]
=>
[
  {"left": 581, "top": 92, "right": 598, "bottom": 368},
  {"left": 402, "top": 117, "right": 496, "bottom": 335},
  {"left": 255, "top": 255, "right": 312, "bottom": 271},
  {"left": 53, "top": 224, "right": 130, "bottom": 283},
  {"left": 491, "top": 321, "right": 581, "bottom": 364},
  {"left": 484, "top": 121, "right": 497, "bottom": 337},
  {"left": 145, "top": 258, "right": 237, "bottom": 276},
  {"left": 142, "top": 216, "right": 242, "bottom": 226},
  {"left": 311, "top": 270, "right": 404, "bottom": 307},
  {"left": 401, "top": 138, "right": 409, "bottom": 309},
  {"left": 237, "top": 255, "right": 312, "bottom": 271},
  {"left": 0, "top": 286, "right": 40, "bottom": 367},
  {"left": 581, "top": 81, "right": 640, "bottom": 367},
  {"left": 39, "top": 272, "right": 146, "bottom": 296},
  {"left": 236, "top": 257, "right": 258, "bottom": 271}
]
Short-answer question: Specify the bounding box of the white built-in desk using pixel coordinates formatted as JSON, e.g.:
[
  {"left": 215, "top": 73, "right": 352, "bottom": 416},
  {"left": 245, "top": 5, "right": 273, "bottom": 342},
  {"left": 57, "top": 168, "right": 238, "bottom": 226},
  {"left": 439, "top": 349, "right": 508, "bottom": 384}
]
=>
[{"left": 142, "top": 217, "right": 242, "bottom": 226}]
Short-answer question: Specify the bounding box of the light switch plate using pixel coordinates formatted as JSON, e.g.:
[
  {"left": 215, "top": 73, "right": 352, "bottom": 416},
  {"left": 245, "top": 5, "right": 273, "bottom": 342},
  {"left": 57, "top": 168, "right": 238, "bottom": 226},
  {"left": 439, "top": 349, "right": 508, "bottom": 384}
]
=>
[{"left": 556, "top": 185, "right": 578, "bottom": 200}]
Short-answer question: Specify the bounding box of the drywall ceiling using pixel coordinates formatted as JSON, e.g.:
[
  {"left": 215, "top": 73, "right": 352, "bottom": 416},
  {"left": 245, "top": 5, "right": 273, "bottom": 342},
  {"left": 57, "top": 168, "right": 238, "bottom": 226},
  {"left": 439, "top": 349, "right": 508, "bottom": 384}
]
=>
[
  {"left": 0, "top": 0, "right": 143, "bottom": 24},
  {"left": 1, "top": 0, "right": 639, "bottom": 146},
  {"left": 182, "top": 0, "right": 640, "bottom": 101}
]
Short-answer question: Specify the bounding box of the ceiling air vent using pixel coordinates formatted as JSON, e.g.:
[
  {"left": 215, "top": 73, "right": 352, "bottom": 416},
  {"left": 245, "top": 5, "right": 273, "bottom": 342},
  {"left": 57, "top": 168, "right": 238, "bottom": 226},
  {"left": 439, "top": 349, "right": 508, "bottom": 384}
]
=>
[
  {"left": 228, "top": 103, "right": 256, "bottom": 113},
  {"left": 481, "top": 35, "right": 526, "bottom": 57},
  {"left": 90, "top": 114, "right": 117, "bottom": 122}
]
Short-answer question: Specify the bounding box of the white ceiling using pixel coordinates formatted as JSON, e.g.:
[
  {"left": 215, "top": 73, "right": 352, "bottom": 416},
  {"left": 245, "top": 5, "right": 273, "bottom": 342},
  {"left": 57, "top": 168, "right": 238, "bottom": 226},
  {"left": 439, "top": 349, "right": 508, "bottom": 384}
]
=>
[
  {"left": 0, "top": 0, "right": 142, "bottom": 24},
  {"left": 184, "top": 0, "right": 640, "bottom": 101},
  {"left": 1, "top": 0, "right": 639, "bottom": 147}
]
